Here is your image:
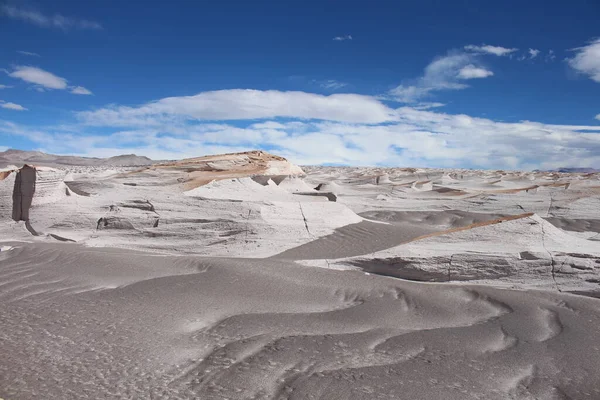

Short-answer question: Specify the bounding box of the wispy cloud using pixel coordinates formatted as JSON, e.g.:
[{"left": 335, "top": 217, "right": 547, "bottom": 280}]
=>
[
  {"left": 389, "top": 52, "right": 492, "bottom": 102},
  {"left": 412, "top": 102, "right": 446, "bottom": 110},
  {"left": 1, "top": 5, "right": 102, "bottom": 30},
  {"left": 546, "top": 49, "right": 556, "bottom": 62},
  {"left": 0, "top": 101, "right": 27, "bottom": 111},
  {"left": 17, "top": 50, "right": 40, "bottom": 57},
  {"left": 528, "top": 48, "right": 540, "bottom": 59},
  {"left": 0, "top": 84, "right": 12, "bottom": 89},
  {"left": 333, "top": 34, "right": 352, "bottom": 41},
  {"left": 318, "top": 80, "right": 347, "bottom": 90},
  {"left": 70, "top": 86, "right": 93, "bottom": 95},
  {"left": 7, "top": 66, "right": 92, "bottom": 95},
  {"left": 568, "top": 38, "right": 600, "bottom": 83},
  {"left": 464, "top": 44, "right": 518, "bottom": 56},
  {"left": 457, "top": 65, "right": 493, "bottom": 79},
  {"left": 8, "top": 66, "right": 67, "bottom": 89}
]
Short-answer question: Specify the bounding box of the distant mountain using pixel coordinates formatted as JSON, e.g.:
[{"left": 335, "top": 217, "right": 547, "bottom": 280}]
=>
[
  {"left": 553, "top": 168, "right": 600, "bottom": 173},
  {"left": 101, "top": 154, "right": 153, "bottom": 166},
  {"left": 0, "top": 149, "right": 155, "bottom": 168}
]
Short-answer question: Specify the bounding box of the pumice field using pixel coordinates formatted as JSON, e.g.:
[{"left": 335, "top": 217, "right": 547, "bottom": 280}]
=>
[{"left": 2, "top": 149, "right": 600, "bottom": 399}]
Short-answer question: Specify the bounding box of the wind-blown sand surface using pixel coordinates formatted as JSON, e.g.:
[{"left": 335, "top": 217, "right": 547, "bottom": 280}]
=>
[{"left": 2, "top": 151, "right": 600, "bottom": 399}]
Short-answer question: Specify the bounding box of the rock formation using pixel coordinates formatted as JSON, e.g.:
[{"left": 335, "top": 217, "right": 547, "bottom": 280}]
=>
[{"left": 11, "top": 165, "right": 36, "bottom": 221}]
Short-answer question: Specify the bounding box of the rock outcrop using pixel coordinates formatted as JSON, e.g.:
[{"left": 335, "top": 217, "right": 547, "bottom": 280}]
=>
[
  {"left": 11, "top": 165, "right": 36, "bottom": 221},
  {"left": 143, "top": 150, "right": 305, "bottom": 189}
]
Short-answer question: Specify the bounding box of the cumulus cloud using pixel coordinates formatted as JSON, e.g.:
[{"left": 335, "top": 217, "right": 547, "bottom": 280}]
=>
[
  {"left": 70, "top": 86, "right": 93, "bottom": 95},
  {"left": 17, "top": 50, "right": 40, "bottom": 57},
  {"left": 0, "top": 101, "right": 27, "bottom": 111},
  {"left": 528, "top": 48, "right": 540, "bottom": 59},
  {"left": 3, "top": 89, "right": 600, "bottom": 170},
  {"left": 333, "top": 35, "right": 352, "bottom": 41},
  {"left": 77, "top": 89, "right": 396, "bottom": 125},
  {"left": 457, "top": 65, "right": 494, "bottom": 79},
  {"left": 389, "top": 53, "right": 493, "bottom": 102},
  {"left": 568, "top": 39, "right": 600, "bottom": 82},
  {"left": 596, "top": 114, "right": 600, "bottom": 121},
  {"left": 464, "top": 44, "right": 518, "bottom": 56},
  {"left": 8, "top": 66, "right": 67, "bottom": 89},
  {"left": 1, "top": 5, "right": 102, "bottom": 30}
]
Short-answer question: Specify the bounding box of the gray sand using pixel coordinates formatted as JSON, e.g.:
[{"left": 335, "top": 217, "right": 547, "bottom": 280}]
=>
[
  {"left": 2, "top": 242, "right": 600, "bottom": 399},
  {"left": 544, "top": 216, "right": 600, "bottom": 233},
  {"left": 273, "top": 210, "right": 506, "bottom": 260}
]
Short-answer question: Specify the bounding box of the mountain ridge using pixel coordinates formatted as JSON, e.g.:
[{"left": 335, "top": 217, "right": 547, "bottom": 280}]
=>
[{"left": 0, "top": 149, "right": 154, "bottom": 168}]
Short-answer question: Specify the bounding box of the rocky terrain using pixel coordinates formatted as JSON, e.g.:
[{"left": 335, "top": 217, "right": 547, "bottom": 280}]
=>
[{"left": 2, "top": 150, "right": 600, "bottom": 399}]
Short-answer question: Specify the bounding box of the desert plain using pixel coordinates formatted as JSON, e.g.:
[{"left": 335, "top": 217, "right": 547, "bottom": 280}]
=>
[{"left": 1, "top": 148, "right": 600, "bottom": 399}]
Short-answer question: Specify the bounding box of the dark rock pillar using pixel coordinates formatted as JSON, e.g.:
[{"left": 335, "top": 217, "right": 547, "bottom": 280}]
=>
[{"left": 12, "top": 165, "right": 36, "bottom": 221}]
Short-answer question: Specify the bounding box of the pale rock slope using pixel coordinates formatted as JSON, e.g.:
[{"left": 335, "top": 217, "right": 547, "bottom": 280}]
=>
[
  {"left": 149, "top": 150, "right": 305, "bottom": 189},
  {"left": 0, "top": 150, "right": 357, "bottom": 257}
]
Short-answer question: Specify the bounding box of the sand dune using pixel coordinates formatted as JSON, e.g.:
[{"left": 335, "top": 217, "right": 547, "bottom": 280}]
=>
[
  {"left": 2, "top": 154, "right": 600, "bottom": 399},
  {"left": 273, "top": 211, "right": 525, "bottom": 260},
  {"left": 1, "top": 242, "right": 600, "bottom": 399}
]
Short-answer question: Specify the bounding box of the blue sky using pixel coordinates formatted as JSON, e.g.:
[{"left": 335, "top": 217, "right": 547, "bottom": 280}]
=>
[{"left": 1, "top": 0, "right": 599, "bottom": 169}]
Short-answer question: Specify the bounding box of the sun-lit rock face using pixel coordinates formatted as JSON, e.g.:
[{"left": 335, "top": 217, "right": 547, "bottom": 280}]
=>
[
  {"left": 147, "top": 150, "right": 305, "bottom": 189},
  {"left": 0, "top": 167, "right": 17, "bottom": 220},
  {"left": 0, "top": 151, "right": 342, "bottom": 258},
  {"left": 0, "top": 165, "right": 69, "bottom": 222}
]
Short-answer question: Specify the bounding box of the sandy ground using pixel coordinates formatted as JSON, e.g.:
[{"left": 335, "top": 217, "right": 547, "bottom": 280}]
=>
[{"left": 2, "top": 154, "right": 600, "bottom": 399}]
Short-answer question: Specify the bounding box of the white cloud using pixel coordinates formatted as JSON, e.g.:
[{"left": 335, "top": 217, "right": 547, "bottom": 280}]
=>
[
  {"left": 70, "top": 86, "right": 93, "bottom": 95},
  {"left": 1, "top": 5, "right": 102, "bottom": 30},
  {"left": 0, "top": 84, "right": 12, "bottom": 89},
  {"left": 464, "top": 44, "right": 518, "bottom": 56},
  {"left": 388, "top": 85, "right": 435, "bottom": 103},
  {"left": 389, "top": 53, "right": 492, "bottom": 102},
  {"left": 8, "top": 66, "right": 67, "bottom": 89},
  {"left": 7, "top": 66, "right": 90, "bottom": 95},
  {"left": 568, "top": 38, "right": 600, "bottom": 82},
  {"left": 249, "top": 121, "right": 287, "bottom": 130},
  {"left": 333, "top": 35, "right": 352, "bottom": 41},
  {"left": 319, "top": 80, "right": 347, "bottom": 90},
  {"left": 5, "top": 108, "right": 600, "bottom": 170},
  {"left": 528, "top": 48, "right": 540, "bottom": 59},
  {"left": 78, "top": 89, "right": 397, "bottom": 125},
  {"left": 17, "top": 50, "right": 40, "bottom": 57},
  {"left": 546, "top": 49, "right": 556, "bottom": 62},
  {"left": 457, "top": 65, "right": 494, "bottom": 79},
  {"left": 3, "top": 88, "right": 600, "bottom": 170},
  {"left": 0, "top": 101, "right": 28, "bottom": 111},
  {"left": 596, "top": 114, "right": 600, "bottom": 121},
  {"left": 412, "top": 102, "right": 446, "bottom": 110}
]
